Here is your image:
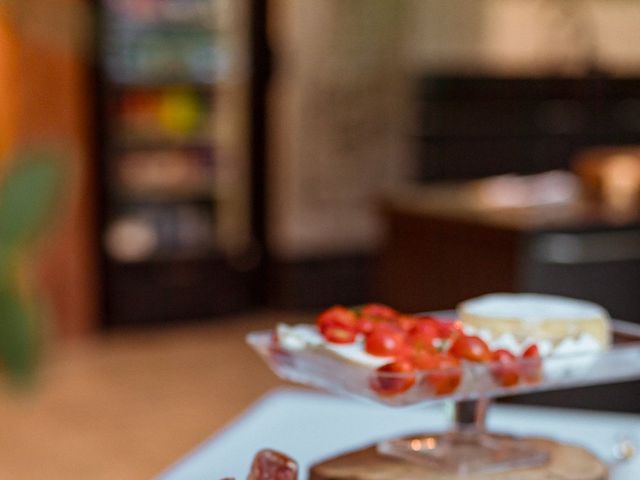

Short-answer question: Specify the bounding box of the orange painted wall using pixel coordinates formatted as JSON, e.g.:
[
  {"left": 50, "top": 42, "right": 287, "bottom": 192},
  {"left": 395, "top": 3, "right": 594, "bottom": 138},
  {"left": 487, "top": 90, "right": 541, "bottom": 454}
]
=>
[
  {"left": 0, "top": 1, "right": 98, "bottom": 335},
  {"left": 0, "top": 4, "right": 19, "bottom": 162}
]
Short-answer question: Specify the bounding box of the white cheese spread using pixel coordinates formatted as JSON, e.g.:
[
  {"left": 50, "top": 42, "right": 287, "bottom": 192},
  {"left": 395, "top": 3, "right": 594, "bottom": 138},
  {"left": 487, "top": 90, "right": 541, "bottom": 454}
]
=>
[{"left": 276, "top": 323, "right": 393, "bottom": 368}]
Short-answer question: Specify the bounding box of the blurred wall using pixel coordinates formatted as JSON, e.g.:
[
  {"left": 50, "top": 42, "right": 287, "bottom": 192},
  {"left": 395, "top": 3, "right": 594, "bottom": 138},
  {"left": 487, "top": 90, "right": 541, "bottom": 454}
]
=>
[
  {"left": 268, "top": 0, "right": 411, "bottom": 260},
  {"left": 405, "top": 0, "right": 640, "bottom": 75},
  {"left": 267, "top": 0, "right": 640, "bottom": 263}
]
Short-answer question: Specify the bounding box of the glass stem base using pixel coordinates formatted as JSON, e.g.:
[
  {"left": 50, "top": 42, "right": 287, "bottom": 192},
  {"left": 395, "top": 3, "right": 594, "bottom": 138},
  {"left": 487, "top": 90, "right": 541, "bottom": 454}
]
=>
[{"left": 377, "top": 399, "right": 550, "bottom": 474}]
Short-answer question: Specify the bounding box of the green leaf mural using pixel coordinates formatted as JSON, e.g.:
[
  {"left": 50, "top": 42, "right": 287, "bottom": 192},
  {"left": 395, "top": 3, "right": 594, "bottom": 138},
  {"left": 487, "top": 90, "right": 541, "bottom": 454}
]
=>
[
  {"left": 0, "top": 150, "right": 63, "bottom": 251},
  {"left": 0, "top": 287, "right": 39, "bottom": 384},
  {"left": 0, "top": 148, "right": 64, "bottom": 385}
]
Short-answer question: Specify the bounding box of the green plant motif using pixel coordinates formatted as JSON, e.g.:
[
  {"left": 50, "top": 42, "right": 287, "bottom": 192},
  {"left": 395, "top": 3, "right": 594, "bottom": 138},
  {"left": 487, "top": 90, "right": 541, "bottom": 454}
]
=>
[{"left": 0, "top": 149, "right": 64, "bottom": 384}]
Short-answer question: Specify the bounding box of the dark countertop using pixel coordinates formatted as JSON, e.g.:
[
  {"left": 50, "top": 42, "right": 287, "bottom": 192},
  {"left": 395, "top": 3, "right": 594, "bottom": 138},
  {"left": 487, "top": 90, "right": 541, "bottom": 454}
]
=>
[{"left": 384, "top": 182, "right": 640, "bottom": 234}]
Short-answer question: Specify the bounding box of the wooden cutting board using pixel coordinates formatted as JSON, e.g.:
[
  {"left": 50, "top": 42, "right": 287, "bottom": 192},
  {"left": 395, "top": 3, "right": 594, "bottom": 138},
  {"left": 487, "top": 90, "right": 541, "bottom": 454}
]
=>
[{"left": 310, "top": 438, "right": 607, "bottom": 480}]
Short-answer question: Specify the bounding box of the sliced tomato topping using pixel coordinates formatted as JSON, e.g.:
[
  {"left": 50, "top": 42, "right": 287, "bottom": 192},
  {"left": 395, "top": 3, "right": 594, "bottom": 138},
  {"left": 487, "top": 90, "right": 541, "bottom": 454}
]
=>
[
  {"left": 490, "top": 349, "right": 519, "bottom": 387},
  {"left": 396, "top": 315, "right": 418, "bottom": 332},
  {"left": 448, "top": 335, "right": 492, "bottom": 362},
  {"left": 360, "top": 303, "right": 399, "bottom": 322},
  {"left": 322, "top": 326, "right": 357, "bottom": 344},
  {"left": 412, "top": 352, "right": 462, "bottom": 395},
  {"left": 520, "top": 344, "right": 542, "bottom": 383},
  {"left": 316, "top": 305, "right": 357, "bottom": 334},
  {"left": 365, "top": 324, "right": 406, "bottom": 357},
  {"left": 406, "top": 329, "right": 437, "bottom": 353},
  {"left": 369, "top": 359, "right": 416, "bottom": 396}
]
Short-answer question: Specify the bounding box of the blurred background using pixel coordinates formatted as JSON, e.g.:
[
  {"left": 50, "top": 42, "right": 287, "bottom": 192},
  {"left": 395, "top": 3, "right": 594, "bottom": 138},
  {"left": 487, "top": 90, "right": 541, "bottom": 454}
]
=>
[{"left": 1, "top": 0, "right": 640, "bottom": 477}]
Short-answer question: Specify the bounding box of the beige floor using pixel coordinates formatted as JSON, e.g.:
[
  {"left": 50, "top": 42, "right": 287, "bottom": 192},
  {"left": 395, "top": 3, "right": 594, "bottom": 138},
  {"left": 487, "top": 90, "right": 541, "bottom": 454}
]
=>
[{"left": 0, "top": 311, "right": 307, "bottom": 479}]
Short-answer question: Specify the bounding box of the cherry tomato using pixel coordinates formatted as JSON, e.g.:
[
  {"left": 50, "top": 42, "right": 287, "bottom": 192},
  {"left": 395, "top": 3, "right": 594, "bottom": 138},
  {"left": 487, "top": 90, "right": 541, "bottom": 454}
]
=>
[
  {"left": 396, "top": 315, "right": 418, "bottom": 332},
  {"left": 412, "top": 352, "right": 461, "bottom": 395},
  {"left": 490, "top": 349, "right": 519, "bottom": 387},
  {"left": 448, "top": 335, "right": 491, "bottom": 362},
  {"left": 523, "top": 344, "right": 540, "bottom": 357},
  {"left": 355, "top": 315, "right": 377, "bottom": 334},
  {"left": 435, "top": 319, "right": 463, "bottom": 339},
  {"left": 409, "top": 349, "right": 437, "bottom": 370},
  {"left": 369, "top": 359, "right": 416, "bottom": 396},
  {"left": 413, "top": 315, "right": 462, "bottom": 339},
  {"left": 521, "top": 344, "right": 542, "bottom": 383},
  {"left": 365, "top": 324, "right": 405, "bottom": 357},
  {"left": 316, "top": 305, "right": 357, "bottom": 334},
  {"left": 322, "top": 325, "right": 357, "bottom": 344},
  {"left": 410, "top": 318, "right": 440, "bottom": 338},
  {"left": 406, "top": 329, "right": 437, "bottom": 353},
  {"left": 360, "top": 303, "right": 398, "bottom": 322}
]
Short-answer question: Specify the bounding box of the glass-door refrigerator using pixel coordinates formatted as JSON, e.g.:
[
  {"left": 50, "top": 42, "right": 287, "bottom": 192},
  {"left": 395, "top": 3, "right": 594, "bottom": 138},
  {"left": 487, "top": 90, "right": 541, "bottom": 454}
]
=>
[{"left": 96, "top": 0, "right": 261, "bottom": 326}]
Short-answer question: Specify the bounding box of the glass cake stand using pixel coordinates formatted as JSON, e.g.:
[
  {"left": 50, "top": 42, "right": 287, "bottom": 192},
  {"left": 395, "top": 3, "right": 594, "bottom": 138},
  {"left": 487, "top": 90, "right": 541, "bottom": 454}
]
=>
[{"left": 247, "top": 319, "right": 640, "bottom": 474}]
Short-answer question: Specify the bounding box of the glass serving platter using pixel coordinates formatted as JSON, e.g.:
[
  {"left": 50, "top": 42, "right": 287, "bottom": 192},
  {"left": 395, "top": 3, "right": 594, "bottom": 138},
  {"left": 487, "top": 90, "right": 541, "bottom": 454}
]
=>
[{"left": 247, "top": 318, "right": 640, "bottom": 474}]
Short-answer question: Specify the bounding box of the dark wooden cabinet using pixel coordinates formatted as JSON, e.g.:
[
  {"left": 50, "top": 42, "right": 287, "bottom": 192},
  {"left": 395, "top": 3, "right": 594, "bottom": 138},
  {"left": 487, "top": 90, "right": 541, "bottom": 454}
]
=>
[
  {"left": 105, "top": 257, "right": 252, "bottom": 326},
  {"left": 376, "top": 186, "right": 640, "bottom": 320},
  {"left": 375, "top": 207, "right": 520, "bottom": 313},
  {"left": 415, "top": 76, "right": 640, "bottom": 181}
]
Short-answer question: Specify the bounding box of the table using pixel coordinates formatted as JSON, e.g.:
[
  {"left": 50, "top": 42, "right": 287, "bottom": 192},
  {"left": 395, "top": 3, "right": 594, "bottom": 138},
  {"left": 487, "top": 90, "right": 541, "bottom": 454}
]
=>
[{"left": 158, "top": 388, "right": 640, "bottom": 479}]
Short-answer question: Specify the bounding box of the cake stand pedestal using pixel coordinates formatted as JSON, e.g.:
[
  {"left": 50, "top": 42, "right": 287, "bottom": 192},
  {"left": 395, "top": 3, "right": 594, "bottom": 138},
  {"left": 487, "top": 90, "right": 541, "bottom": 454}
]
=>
[
  {"left": 375, "top": 399, "right": 550, "bottom": 474},
  {"left": 310, "top": 438, "right": 607, "bottom": 480}
]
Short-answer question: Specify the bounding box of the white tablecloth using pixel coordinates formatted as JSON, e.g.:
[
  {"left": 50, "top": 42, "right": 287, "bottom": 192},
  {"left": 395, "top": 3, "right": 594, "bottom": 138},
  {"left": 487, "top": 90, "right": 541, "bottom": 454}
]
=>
[{"left": 159, "top": 388, "right": 640, "bottom": 479}]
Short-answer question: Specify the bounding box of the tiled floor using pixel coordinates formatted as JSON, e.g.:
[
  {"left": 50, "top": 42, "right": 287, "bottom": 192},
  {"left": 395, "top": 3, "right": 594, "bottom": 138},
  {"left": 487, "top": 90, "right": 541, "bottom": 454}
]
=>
[{"left": 0, "top": 311, "right": 305, "bottom": 479}]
